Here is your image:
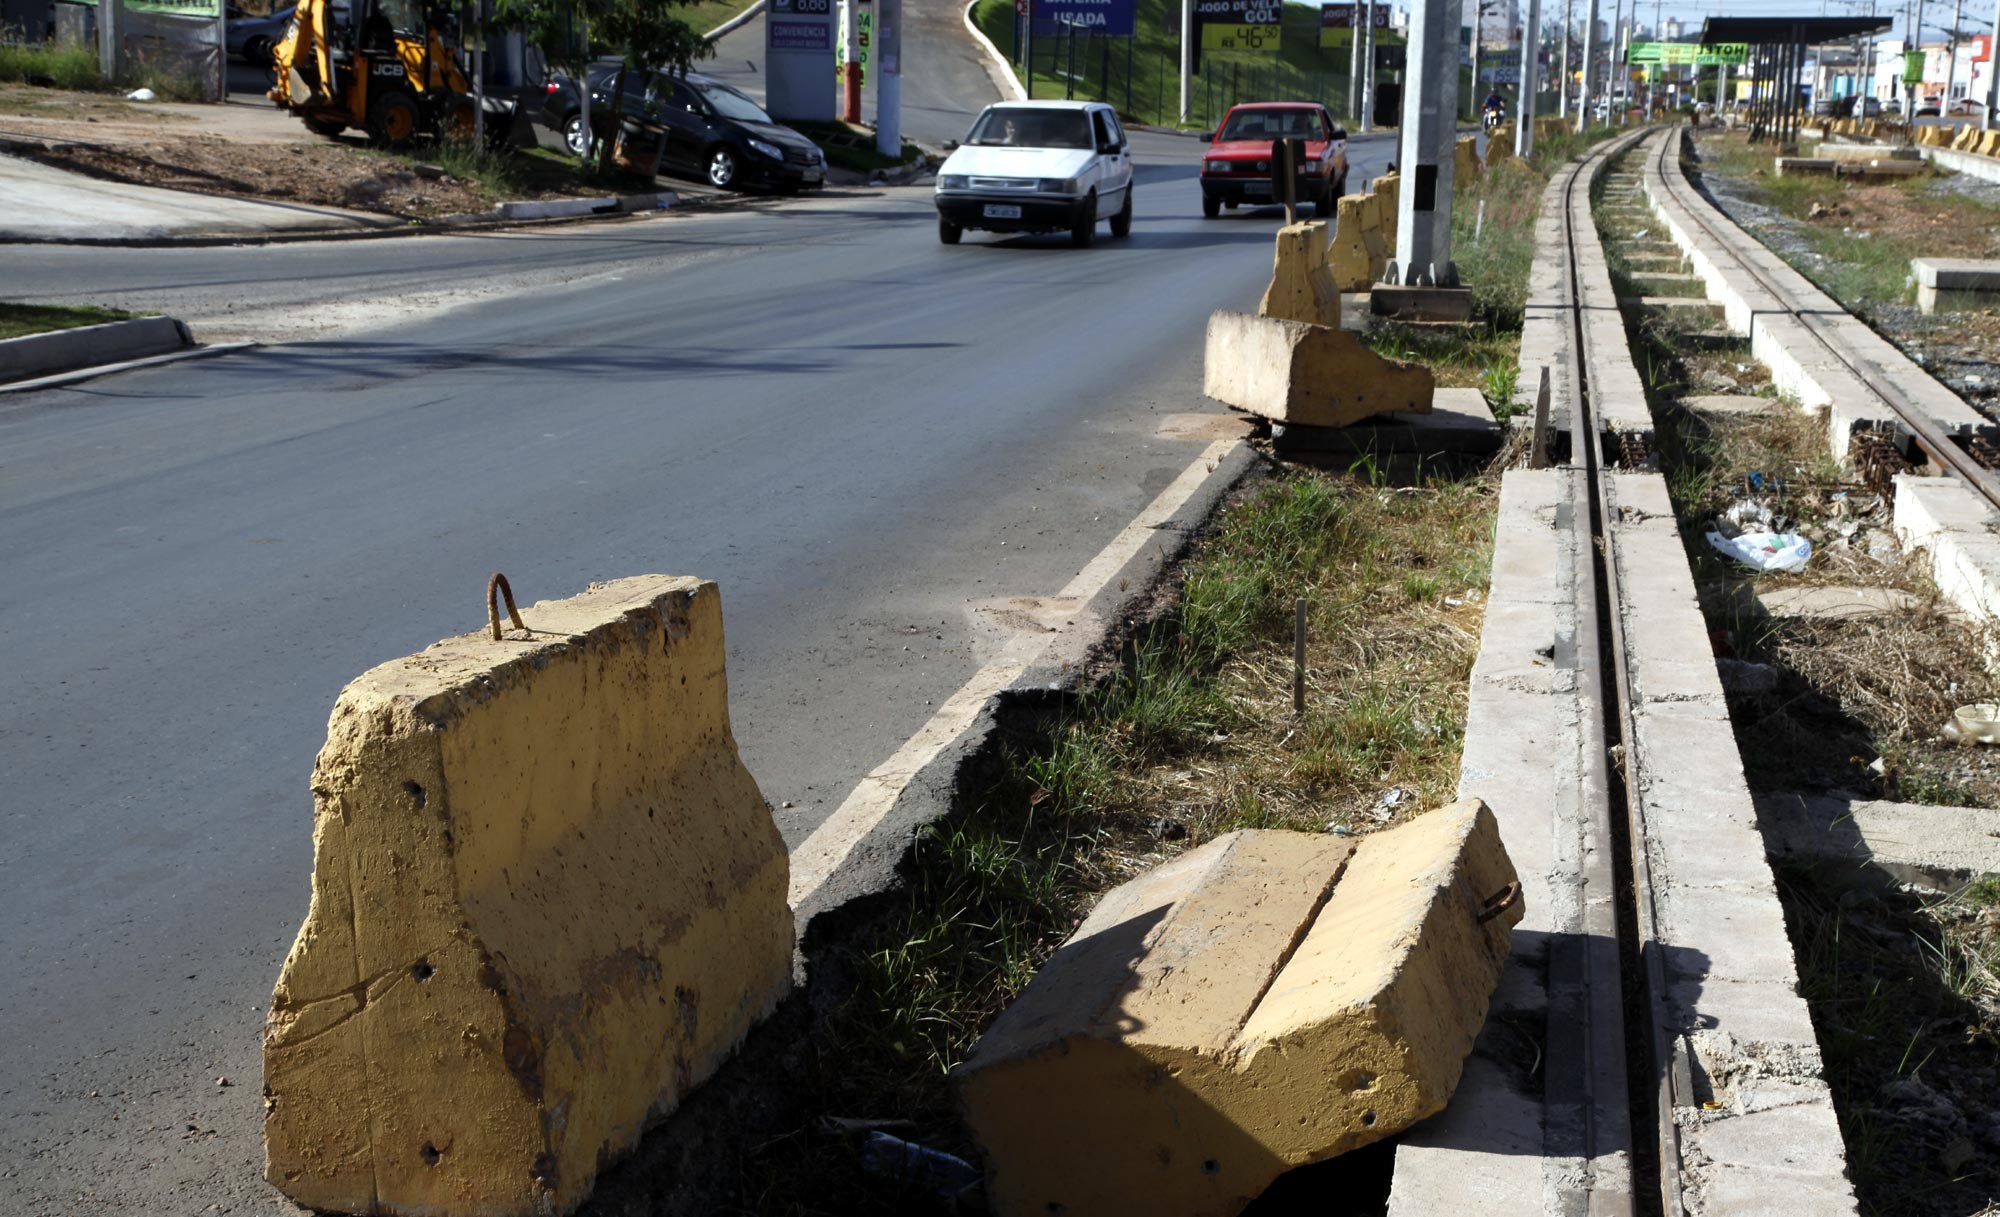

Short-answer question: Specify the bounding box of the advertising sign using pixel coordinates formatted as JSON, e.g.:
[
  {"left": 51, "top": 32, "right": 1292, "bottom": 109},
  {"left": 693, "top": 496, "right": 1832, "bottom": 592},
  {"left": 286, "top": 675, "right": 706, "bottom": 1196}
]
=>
[
  {"left": 1318, "top": 3, "right": 1388, "bottom": 48},
  {"left": 770, "top": 0, "right": 837, "bottom": 118},
  {"left": 1032, "top": 0, "right": 1136, "bottom": 35},
  {"left": 1627, "top": 41, "right": 1746, "bottom": 66},
  {"left": 1196, "top": 0, "right": 1279, "bottom": 52}
]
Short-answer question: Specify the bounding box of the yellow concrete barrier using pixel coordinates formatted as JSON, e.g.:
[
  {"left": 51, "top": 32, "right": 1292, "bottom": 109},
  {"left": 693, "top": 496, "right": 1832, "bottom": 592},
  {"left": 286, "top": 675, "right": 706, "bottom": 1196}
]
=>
[
  {"left": 1486, "top": 124, "right": 1514, "bottom": 165},
  {"left": 957, "top": 800, "right": 1523, "bottom": 1217},
  {"left": 1328, "top": 193, "right": 1373, "bottom": 291},
  {"left": 1260, "top": 219, "right": 1340, "bottom": 328},
  {"left": 264, "top": 575, "right": 792, "bottom": 1217},
  {"left": 1982, "top": 131, "right": 2000, "bottom": 158},
  {"left": 1375, "top": 170, "right": 1401, "bottom": 250},
  {"left": 1454, "top": 134, "right": 1480, "bottom": 184}
]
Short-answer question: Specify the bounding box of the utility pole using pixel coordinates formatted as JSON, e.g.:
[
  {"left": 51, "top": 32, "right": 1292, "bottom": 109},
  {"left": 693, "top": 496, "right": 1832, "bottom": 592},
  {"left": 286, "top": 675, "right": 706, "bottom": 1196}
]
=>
[
  {"left": 1988, "top": 0, "right": 1998, "bottom": 127},
  {"left": 1350, "top": 0, "right": 1365, "bottom": 123},
  {"left": 1179, "top": 0, "right": 1193, "bottom": 124},
  {"left": 1361, "top": 0, "right": 1378, "bottom": 130},
  {"left": 1577, "top": 0, "right": 1598, "bottom": 128},
  {"left": 98, "top": 0, "right": 123, "bottom": 85},
  {"left": 1386, "top": 0, "right": 1466, "bottom": 292},
  {"left": 1559, "top": 0, "right": 1571, "bottom": 115},
  {"left": 1469, "top": 0, "right": 1482, "bottom": 120},
  {"left": 876, "top": 0, "right": 900, "bottom": 157},
  {"left": 1517, "top": 0, "right": 1542, "bottom": 153},
  {"left": 843, "top": 0, "right": 863, "bottom": 123},
  {"left": 1944, "top": 0, "right": 1963, "bottom": 113}
]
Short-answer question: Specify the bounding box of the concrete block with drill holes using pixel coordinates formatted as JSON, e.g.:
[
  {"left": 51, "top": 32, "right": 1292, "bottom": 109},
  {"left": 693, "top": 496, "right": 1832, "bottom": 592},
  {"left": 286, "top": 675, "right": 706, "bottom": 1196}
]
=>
[
  {"left": 263, "top": 575, "right": 792, "bottom": 1217},
  {"left": 955, "top": 801, "right": 1524, "bottom": 1217},
  {"left": 1204, "top": 309, "right": 1433, "bottom": 427}
]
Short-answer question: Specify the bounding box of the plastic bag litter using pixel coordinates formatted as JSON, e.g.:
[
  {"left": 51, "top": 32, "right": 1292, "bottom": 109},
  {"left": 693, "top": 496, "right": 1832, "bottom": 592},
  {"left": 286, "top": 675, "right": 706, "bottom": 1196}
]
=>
[
  {"left": 1944, "top": 703, "right": 2000, "bottom": 745},
  {"left": 125, "top": 87, "right": 156, "bottom": 101},
  {"left": 1706, "top": 529, "right": 1812, "bottom": 572}
]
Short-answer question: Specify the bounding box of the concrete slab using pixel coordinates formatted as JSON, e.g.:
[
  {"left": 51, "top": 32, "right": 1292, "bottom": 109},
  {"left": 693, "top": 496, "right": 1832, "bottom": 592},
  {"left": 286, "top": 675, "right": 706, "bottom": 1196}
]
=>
[
  {"left": 1912, "top": 257, "right": 2000, "bottom": 314},
  {"left": 1894, "top": 473, "right": 2000, "bottom": 623},
  {"left": 1754, "top": 584, "right": 1930, "bottom": 621},
  {"left": 1756, "top": 791, "right": 2000, "bottom": 890},
  {"left": 1271, "top": 386, "right": 1501, "bottom": 456},
  {"left": 1680, "top": 394, "right": 1775, "bottom": 416},
  {"left": 0, "top": 151, "right": 396, "bottom": 241},
  {"left": 1620, "top": 295, "right": 1724, "bottom": 310}
]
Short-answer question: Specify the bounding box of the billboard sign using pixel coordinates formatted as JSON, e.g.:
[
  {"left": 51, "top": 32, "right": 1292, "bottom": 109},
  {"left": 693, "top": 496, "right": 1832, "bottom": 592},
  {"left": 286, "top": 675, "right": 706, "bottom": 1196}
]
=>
[
  {"left": 1032, "top": 0, "right": 1136, "bottom": 35},
  {"left": 769, "top": 0, "right": 836, "bottom": 118},
  {"left": 1628, "top": 40, "right": 1746, "bottom": 66},
  {"left": 1196, "top": 0, "right": 1279, "bottom": 52},
  {"left": 1318, "top": 3, "right": 1388, "bottom": 47}
]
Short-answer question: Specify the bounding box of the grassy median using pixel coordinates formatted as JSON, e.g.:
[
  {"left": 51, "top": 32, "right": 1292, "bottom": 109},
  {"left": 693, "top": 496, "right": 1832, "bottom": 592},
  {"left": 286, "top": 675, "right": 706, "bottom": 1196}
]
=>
[{"left": 0, "top": 303, "right": 137, "bottom": 341}]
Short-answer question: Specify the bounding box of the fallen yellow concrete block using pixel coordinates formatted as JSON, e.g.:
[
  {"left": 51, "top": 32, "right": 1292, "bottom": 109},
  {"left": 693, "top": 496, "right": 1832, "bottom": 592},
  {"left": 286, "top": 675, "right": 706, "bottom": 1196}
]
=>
[
  {"left": 1260, "top": 219, "right": 1340, "bottom": 328},
  {"left": 264, "top": 575, "right": 792, "bottom": 1217},
  {"left": 957, "top": 800, "right": 1522, "bottom": 1217},
  {"left": 1204, "top": 309, "right": 1433, "bottom": 426}
]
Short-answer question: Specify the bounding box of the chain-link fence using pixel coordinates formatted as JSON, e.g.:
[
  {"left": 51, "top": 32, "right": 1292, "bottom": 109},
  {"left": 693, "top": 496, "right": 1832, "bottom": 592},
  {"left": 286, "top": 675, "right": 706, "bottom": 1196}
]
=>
[{"left": 1018, "top": 30, "right": 1358, "bottom": 129}]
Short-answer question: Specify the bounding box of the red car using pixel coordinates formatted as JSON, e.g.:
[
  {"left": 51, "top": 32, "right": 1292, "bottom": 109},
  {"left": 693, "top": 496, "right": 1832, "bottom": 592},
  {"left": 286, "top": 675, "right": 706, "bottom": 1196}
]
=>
[{"left": 1199, "top": 102, "right": 1349, "bottom": 218}]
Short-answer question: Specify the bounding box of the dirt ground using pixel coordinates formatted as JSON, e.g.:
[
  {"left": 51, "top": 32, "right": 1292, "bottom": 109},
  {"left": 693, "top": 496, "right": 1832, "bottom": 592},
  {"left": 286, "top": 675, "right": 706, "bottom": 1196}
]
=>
[{"left": 21, "top": 131, "right": 502, "bottom": 217}]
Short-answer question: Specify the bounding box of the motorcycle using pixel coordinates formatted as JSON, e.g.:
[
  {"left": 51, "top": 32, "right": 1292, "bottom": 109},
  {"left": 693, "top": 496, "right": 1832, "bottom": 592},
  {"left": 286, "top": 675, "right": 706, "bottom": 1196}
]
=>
[{"left": 1481, "top": 105, "right": 1506, "bottom": 133}]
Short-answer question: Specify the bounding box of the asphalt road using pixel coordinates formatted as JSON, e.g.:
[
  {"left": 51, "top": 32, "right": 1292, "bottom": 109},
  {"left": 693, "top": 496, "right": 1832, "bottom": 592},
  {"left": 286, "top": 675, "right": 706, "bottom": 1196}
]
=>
[{"left": 1, "top": 109, "right": 1396, "bottom": 1214}]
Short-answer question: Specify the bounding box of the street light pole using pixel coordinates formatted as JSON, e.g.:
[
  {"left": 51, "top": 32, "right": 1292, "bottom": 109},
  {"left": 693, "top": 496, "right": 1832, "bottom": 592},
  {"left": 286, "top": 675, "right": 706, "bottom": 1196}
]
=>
[
  {"left": 1361, "top": 0, "right": 1378, "bottom": 130},
  {"left": 1389, "top": 0, "right": 1466, "bottom": 288},
  {"left": 1517, "top": 0, "right": 1543, "bottom": 153},
  {"left": 1577, "top": 0, "right": 1598, "bottom": 129},
  {"left": 1350, "top": 0, "right": 1365, "bottom": 123},
  {"left": 1179, "top": 0, "right": 1194, "bottom": 124},
  {"left": 1560, "top": 0, "right": 1571, "bottom": 116}
]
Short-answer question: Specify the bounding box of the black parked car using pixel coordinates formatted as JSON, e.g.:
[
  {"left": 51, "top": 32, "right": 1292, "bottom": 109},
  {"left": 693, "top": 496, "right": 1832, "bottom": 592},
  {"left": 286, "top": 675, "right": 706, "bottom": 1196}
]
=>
[{"left": 549, "top": 69, "right": 827, "bottom": 191}]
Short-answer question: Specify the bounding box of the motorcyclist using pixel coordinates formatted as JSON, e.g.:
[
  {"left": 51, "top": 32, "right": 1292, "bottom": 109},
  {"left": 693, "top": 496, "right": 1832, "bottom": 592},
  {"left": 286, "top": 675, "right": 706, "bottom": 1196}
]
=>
[{"left": 1481, "top": 91, "right": 1506, "bottom": 130}]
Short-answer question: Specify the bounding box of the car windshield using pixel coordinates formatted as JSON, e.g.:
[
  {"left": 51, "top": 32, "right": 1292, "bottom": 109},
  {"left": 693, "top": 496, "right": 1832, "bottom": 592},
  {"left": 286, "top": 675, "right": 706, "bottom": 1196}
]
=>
[
  {"left": 1218, "top": 108, "right": 1323, "bottom": 140},
  {"left": 695, "top": 82, "right": 773, "bottom": 124},
  {"left": 967, "top": 108, "right": 1093, "bottom": 149}
]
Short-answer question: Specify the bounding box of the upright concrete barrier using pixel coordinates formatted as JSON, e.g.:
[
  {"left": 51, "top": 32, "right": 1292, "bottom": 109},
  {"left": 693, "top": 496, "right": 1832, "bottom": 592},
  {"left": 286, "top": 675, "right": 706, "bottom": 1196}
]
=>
[
  {"left": 264, "top": 575, "right": 792, "bottom": 1217},
  {"left": 956, "top": 801, "right": 1523, "bottom": 1217}
]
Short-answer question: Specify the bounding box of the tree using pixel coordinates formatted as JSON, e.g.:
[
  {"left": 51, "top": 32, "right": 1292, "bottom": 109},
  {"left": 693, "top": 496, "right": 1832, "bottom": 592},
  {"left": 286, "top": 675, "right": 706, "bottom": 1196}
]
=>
[{"left": 493, "top": 0, "right": 712, "bottom": 169}]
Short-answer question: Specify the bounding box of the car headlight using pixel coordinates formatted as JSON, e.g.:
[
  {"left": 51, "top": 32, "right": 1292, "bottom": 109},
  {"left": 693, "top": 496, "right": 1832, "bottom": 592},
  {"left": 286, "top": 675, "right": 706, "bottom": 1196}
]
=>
[
  {"left": 1203, "top": 159, "right": 1228, "bottom": 173},
  {"left": 1039, "top": 176, "right": 1081, "bottom": 194},
  {"left": 939, "top": 174, "right": 968, "bottom": 190},
  {"left": 747, "top": 138, "right": 783, "bottom": 161}
]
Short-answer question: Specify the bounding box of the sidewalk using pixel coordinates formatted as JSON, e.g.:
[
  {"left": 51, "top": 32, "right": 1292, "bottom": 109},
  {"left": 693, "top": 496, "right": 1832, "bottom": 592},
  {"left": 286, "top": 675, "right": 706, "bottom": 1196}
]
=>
[{"left": 0, "top": 150, "right": 397, "bottom": 241}]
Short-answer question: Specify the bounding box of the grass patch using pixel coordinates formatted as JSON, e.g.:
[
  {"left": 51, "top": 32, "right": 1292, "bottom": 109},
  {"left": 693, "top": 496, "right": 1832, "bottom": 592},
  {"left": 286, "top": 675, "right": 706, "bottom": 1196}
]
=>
[
  {"left": 0, "top": 302, "right": 137, "bottom": 340},
  {"left": 730, "top": 463, "right": 1499, "bottom": 1212},
  {"left": 1691, "top": 130, "right": 2000, "bottom": 317},
  {"left": 675, "top": 0, "right": 761, "bottom": 37},
  {"left": 0, "top": 35, "right": 206, "bottom": 101},
  {"left": 787, "top": 119, "right": 922, "bottom": 172}
]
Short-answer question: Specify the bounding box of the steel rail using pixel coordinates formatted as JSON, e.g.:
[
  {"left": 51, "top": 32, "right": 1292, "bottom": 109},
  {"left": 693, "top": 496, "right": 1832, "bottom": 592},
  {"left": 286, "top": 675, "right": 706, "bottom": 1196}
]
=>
[
  {"left": 1558, "top": 126, "right": 1688, "bottom": 1217},
  {"left": 1649, "top": 128, "right": 2000, "bottom": 515}
]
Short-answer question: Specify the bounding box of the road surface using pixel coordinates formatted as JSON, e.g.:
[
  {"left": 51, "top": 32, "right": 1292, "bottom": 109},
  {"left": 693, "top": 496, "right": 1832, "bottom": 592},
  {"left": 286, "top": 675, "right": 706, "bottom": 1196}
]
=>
[{"left": 1, "top": 61, "right": 1398, "bottom": 1217}]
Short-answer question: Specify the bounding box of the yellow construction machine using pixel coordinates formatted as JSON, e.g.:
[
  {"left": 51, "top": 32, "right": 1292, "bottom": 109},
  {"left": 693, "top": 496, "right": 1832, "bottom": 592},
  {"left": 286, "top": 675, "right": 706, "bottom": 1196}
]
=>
[{"left": 268, "top": 0, "right": 474, "bottom": 146}]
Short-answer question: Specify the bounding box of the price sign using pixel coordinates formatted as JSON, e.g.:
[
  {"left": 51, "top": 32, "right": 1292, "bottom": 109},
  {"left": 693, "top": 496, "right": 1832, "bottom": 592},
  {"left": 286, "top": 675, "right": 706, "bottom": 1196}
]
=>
[{"left": 1203, "top": 22, "right": 1276, "bottom": 50}]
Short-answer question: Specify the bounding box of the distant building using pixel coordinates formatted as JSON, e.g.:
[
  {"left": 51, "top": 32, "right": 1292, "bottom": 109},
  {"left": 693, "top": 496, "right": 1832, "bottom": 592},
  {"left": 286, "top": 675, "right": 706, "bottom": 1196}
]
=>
[{"left": 1663, "top": 16, "right": 1682, "bottom": 40}]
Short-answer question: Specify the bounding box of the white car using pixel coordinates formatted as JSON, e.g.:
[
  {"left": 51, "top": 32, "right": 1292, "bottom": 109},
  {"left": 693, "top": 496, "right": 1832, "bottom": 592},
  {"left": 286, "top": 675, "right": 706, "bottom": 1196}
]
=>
[{"left": 934, "top": 101, "right": 1134, "bottom": 247}]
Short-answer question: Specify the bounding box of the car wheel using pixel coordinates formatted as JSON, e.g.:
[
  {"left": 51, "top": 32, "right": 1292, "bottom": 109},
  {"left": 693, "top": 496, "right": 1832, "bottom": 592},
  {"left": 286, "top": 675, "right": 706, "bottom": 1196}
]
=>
[
  {"left": 244, "top": 36, "right": 272, "bottom": 65},
  {"left": 1070, "top": 192, "right": 1097, "bottom": 247},
  {"left": 1314, "top": 189, "right": 1332, "bottom": 218},
  {"left": 707, "top": 146, "right": 741, "bottom": 190},
  {"left": 1334, "top": 169, "right": 1348, "bottom": 198},
  {"left": 1110, "top": 185, "right": 1133, "bottom": 238},
  {"left": 562, "top": 113, "right": 587, "bottom": 157},
  {"left": 1201, "top": 194, "right": 1220, "bottom": 218},
  {"left": 939, "top": 215, "right": 963, "bottom": 245}
]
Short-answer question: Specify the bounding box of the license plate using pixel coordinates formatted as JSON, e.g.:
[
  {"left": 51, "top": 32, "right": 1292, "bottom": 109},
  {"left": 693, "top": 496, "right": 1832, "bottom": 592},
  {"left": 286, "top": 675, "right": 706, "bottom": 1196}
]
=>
[
  {"left": 804, "top": 169, "right": 822, "bottom": 183},
  {"left": 1244, "top": 181, "right": 1272, "bottom": 196},
  {"left": 983, "top": 204, "right": 1023, "bottom": 219}
]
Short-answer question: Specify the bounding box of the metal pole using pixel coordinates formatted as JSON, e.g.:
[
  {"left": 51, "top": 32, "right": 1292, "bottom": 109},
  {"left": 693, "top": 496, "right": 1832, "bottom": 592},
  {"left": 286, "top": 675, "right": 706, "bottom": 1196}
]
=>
[
  {"left": 1577, "top": 0, "right": 1598, "bottom": 129},
  {"left": 1560, "top": 0, "right": 1571, "bottom": 116},
  {"left": 1988, "top": 0, "right": 1999, "bottom": 128},
  {"left": 1361, "top": 0, "right": 1378, "bottom": 129},
  {"left": 1517, "top": 0, "right": 1542, "bottom": 154},
  {"left": 1391, "top": 0, "right": 1466, "bottom": 285},
  {"left": 1179, "top": 0, "right": 1194, "bottom": 123},
  {"left": 1350, "top": 0, "right": 1365, "bottom": 121},
  {"left": 1125, "top": 30, "right": 1134, "bottom": 112},
  {"left": 1469, "top": 0, "right": 1482, "bottom": 121},
  {"left": 1945, "top": 0, "right": 1963, "bottom": 116},
  {"left": 876, "top": 0, "right": 901, "bottom": 157}
]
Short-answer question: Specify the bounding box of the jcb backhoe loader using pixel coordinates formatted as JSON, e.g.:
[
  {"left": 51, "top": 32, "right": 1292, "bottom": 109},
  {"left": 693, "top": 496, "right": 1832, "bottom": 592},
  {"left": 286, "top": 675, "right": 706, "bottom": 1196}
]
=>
[{"left": 268, "top": 0, "right": 473, "bottom": 147}]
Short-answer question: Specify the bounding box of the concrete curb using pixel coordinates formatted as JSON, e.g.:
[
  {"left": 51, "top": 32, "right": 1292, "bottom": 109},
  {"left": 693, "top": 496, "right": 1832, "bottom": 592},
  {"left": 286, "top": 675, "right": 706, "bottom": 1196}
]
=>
[
  {"left": 702, "top": 0, "right": 766, "bottom": 43},
  {"left": 0, "top": 315, "right": 189, "bottom": 385},
  {"left": 866, "top": 159, "right": 933, "bottom": 186},
  {"left": 489, "top": 190, "right": 677, "bottom": 221},
  {"left": 0, "top": 340, "right": 254, "bottom": 396},
  {"left": 1917, "top": 142, "right": 2000, "bottom": 186},
  {"left": 792, "top": 438, "right": 1265, "bottom": 927},
  {"left": 961, "top": 0, "right": 1029, "bottom": 102}
]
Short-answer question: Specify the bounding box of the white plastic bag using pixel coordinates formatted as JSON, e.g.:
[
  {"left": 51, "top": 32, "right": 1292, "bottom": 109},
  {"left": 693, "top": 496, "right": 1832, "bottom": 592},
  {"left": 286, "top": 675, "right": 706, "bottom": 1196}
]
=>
[
  {"left": 125, "top": 87, "right": 157, "bottom": 101},
  {"left": 1706, "top": 529, "right": 1811, "bottom": 572}
]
